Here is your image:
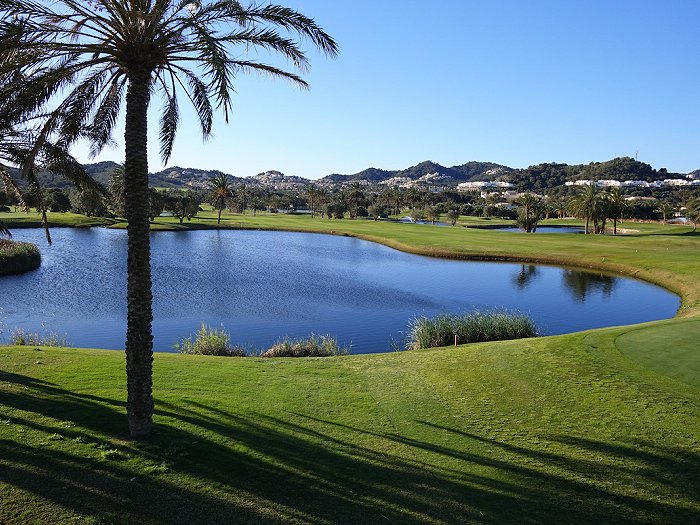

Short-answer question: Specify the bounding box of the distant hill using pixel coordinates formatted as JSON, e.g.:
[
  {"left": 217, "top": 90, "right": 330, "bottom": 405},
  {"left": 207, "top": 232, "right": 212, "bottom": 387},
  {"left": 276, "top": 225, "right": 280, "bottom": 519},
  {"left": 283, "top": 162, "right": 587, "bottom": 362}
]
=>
[
  {"left": 506, "top": 157, "right": 668, "bottom": 191},
  {"left": 10, "top": 156, "right": 693, "bottom": 193},
  {"left": 320, "top": 160, "right": 513, "bottom": 187}
]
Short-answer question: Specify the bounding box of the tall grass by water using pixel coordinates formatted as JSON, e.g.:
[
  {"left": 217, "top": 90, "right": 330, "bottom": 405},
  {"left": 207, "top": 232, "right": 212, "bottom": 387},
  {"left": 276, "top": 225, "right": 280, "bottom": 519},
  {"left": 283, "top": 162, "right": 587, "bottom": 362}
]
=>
[
  {"left": 174, "top": 323, "right": 246, "bottom": 357},
  {"left": 261, "top": 334, "right": 349, "bottom": 358},
  {"left": 407, "top": 310, "right": 538, "bottom": 350},
  {"left": 9, "top": 328, "right": 68, "bottom": 347},
  {"left": 174, "top": 325, "right": 348, "bottom": 357},
  {"left": 0, "top": 239, "right": 40, "bottom": 276}
]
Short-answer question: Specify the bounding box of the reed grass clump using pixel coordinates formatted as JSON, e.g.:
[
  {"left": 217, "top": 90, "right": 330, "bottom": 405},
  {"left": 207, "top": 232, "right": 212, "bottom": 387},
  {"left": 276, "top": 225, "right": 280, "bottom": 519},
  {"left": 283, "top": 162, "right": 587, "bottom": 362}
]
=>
[
  {"left": 407, "top": 310, "right": 538, "bottom": 350},
  {"left": 0, "top": 239, "right": 41, "bottom": 276},
  {"left": 9, "top": 328, "right": 68, "bottom": 347},
  {"left": 174, "top": 324, "right": 246, "bottom": 357},
  {"left": 261, "top": 334, "right": 349, "bottom": 358}
]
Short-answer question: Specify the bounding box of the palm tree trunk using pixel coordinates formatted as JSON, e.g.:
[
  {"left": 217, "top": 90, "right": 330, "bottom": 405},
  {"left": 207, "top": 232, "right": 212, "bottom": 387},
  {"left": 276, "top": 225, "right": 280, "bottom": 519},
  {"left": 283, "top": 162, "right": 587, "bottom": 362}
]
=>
[
  {"left": 217, "top": 203, "right": 222, "bottom": 225},
  {"left": 123, "top": 70, "right": 154, "bottom": 439}
]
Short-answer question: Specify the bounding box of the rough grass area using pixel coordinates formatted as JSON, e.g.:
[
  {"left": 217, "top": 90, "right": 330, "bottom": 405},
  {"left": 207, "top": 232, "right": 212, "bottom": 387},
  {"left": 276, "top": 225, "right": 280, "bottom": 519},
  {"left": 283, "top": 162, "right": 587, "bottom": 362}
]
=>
[
  {"left": 0, "top": 326, "right": 698, "bottom": 524},
  {"left": 0, "top": 239, "right": 40, "bottom": 276}
]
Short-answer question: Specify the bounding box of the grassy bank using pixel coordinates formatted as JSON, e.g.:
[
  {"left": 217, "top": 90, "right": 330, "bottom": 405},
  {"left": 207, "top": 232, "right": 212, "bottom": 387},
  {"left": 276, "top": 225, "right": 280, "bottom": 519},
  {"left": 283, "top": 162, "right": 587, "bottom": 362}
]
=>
[
  {"left": 1, "top": 209, "right": 699, "bottom": 523},
  {"left": 1, "top": 321, "right": 698, "bottom": 524},
  {"left": 0, "top": 239, "right": 41, "bottom": 276}
]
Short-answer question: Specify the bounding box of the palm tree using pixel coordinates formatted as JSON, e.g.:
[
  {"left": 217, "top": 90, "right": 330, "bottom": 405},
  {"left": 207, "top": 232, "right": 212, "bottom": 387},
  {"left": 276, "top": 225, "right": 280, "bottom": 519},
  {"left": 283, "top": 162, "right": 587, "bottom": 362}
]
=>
[
  {"left": 657, "top": 201, "right": 674, "bottom": 223},
  {"left": 685, "top": 198, "right": 700, "bottom": 233},
  {"left": 208, "top": 174, "right": 233, "bottom": 224},
  {"left": 0, "top": 81, "right": 99, "bottom": 242},
  {"left": 0, "top": 0, "right": 337, "bottom": 439},
  {"left": 567, "top": 184, "right": 606, "bottom": 234},
  {"left": 108, "top": 165, "right": 126, "bottom": 217},
  {"left": 344, "top": 181, "right": 365, "bottom": 218},
  {"left": 607, "top": 187, "right": 626, "bottom": 235},
  {"left": 515, "top": 193, "right": 547, "bottom": 233}
]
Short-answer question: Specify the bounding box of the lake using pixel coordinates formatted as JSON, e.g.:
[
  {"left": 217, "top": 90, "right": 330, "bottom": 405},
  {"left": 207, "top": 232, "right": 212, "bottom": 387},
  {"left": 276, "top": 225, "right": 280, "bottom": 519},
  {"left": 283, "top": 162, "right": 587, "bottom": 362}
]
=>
[{"left": 0, "top": 228, "right": 679, "bottom": 353}]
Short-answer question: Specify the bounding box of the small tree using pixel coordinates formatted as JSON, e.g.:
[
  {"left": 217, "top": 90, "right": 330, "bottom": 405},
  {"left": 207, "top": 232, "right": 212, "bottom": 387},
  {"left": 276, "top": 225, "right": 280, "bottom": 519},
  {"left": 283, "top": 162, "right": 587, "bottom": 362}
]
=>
[
  {"left": 166, "top": 193, "right": 199, "bottom": 224},
  {"left": 367, "top": 204, "right": 385, "bottom": 221},
  {"left": 44, "top": 189, "right": 71, "bottom": 213},
  {"left": 657, "top": 201, "right": 674, "bottom": 223},
  {"left": 685, "top": 198, "right": 700, "bottom": 232},
  {"left": 515, "top": 193, "right": 547, "bottom": 232},
  {"left": 425, "top": 206, "right": 440, "bottom": 224},
  {"left": 446, "top": 209, "right": 460, "bottom": 226}
]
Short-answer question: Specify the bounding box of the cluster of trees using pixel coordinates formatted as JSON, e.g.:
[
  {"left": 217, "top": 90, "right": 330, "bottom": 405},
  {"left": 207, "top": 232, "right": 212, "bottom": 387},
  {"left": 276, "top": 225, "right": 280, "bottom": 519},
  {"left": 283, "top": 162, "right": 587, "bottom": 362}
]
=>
[{"left": 507, "top": 157, "right": 668, "bottom": 192}]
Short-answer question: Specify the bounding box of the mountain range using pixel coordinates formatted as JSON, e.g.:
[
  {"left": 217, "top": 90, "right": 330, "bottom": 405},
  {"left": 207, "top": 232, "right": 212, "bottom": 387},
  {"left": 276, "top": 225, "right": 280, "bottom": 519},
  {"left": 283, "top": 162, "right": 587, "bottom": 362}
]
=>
[{"left": 26, "top": 158, "right": 699, "bottom": 192}]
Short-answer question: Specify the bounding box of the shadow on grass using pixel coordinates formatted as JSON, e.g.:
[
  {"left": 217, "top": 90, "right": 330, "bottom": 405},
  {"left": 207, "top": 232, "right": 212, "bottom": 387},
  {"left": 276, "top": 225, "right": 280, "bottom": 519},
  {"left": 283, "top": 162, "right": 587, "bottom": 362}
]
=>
[{"left": 1, "top": 371, "right": 698, "bottom": 524}]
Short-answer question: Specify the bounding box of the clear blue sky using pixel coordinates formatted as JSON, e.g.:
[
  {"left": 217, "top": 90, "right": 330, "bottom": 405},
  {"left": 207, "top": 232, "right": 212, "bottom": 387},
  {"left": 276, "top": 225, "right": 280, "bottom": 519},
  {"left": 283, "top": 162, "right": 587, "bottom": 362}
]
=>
[{"left": 73, "top": 0, "right": 700, "bottom": 178}]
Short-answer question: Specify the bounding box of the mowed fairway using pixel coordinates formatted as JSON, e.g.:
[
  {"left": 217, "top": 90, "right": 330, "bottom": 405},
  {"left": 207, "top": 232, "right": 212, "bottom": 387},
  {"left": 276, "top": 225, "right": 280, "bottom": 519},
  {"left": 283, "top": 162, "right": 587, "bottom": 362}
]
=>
[{"left": 1, "top": 212, "right": 699, "bottom": 523}]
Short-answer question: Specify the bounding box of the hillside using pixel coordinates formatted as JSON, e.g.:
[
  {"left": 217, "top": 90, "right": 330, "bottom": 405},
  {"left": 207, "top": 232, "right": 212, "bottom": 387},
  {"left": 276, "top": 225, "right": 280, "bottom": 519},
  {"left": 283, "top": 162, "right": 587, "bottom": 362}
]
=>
[
  {"left": 321, "top": 160, "right": 513, "bottom": 186},
  {"left": 9, "top": 157, "right": 696, "bottom": 194}
]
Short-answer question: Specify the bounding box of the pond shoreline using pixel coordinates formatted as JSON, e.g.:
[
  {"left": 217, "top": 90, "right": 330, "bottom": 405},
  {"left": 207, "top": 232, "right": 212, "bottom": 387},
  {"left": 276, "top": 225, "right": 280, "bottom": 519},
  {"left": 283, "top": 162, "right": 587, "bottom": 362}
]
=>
[{"left": 3, "top": 216, "right": 693, "bottom": 317}]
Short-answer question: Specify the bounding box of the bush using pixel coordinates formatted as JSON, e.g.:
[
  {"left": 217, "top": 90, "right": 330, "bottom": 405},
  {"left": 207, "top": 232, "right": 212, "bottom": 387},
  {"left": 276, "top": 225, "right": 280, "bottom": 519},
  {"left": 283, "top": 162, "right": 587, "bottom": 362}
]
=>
[
  {"left": 9, "top": 328, "right": 69, "bottom": 347},
  {"left": 261, "top": 334, "right": 349, "bottom": 358},
  {"left": 174, "top": 323, "right": 246, "bottom": 357},
  {"left": 406, "top": 310, "right": 538, "bottom": 350},
  {"left": 0, "top": 239, "right": 41, "bottom": 276}
]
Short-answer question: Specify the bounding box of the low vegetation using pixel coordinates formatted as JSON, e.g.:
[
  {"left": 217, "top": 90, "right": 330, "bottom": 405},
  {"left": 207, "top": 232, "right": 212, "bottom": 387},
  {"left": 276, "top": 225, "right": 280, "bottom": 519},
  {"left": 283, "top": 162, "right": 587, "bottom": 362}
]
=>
[
  {"left": 174, "top": 323, "right": 246, "bottom": 357},
  {"left": 407, "top": 310, "right": 538, "bottom": 350},
  {"left": 261, "top": 334, "right": 349, "bottom": 358},
  {"left": 8, "top": 329, "right": 68, "bottom": 348},
  {"left": 0, "top": 239, "right": 41, "bottom": 276},
  {"left": 174, "top": 325, "right": 348, "bottom": 358}
]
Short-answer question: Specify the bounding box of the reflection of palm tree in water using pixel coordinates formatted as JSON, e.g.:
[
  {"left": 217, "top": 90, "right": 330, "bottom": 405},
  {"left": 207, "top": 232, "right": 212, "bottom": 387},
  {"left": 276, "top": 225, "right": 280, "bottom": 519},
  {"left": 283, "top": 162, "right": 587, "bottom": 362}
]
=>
[
  {"left": 513, "top": 265, "right": 539, "bottom": 289},
  {"left": 562, "top": 269, "right": 617, "bottom": 302}
]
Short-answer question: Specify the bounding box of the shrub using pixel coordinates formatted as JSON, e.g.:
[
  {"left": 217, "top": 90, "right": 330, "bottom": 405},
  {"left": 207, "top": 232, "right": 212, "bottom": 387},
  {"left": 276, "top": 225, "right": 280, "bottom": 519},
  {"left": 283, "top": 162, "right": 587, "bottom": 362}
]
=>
[
  {"left": 174, "top": 323, "right": 246, "bottom": 356},
  {"left": 261, "top": 334, "right": 349, "bottom": 358},
  {"left": 0, "top": 239, "right": 41, "bottom": 276},
  {"left": 406, "top": 310, "right": 538, "bottom": 350},
  {"left": 9, "top": 328, "right": 68, "bottom": 347}
]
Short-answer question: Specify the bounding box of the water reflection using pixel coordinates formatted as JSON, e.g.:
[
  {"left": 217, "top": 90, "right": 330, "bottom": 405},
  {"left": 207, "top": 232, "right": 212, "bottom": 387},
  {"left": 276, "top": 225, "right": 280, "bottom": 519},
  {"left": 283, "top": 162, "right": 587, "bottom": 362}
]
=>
[
  {"left": 561, "top": 269, "right": 617, "bottom": 302},
  {"left": 512, "top": 265, "right": 540, "bottom": 290}
]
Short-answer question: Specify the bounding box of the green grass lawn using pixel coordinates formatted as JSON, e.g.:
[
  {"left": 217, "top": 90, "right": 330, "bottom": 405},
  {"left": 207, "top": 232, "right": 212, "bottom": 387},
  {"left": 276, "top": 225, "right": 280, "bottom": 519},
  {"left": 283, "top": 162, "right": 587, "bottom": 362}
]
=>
[{"left": 1, "top": 210, "right": 699, "bottom": 523}]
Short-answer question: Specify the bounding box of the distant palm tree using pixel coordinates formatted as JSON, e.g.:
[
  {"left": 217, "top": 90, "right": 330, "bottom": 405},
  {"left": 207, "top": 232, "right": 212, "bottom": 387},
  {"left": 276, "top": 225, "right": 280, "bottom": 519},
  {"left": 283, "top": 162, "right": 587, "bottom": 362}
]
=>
[
  {"left": 345, "top": 181, "right": 365, "bottom": 218},
  {"left": 208, "top": 174, "right": 233, "bottom": 224},
  {"left": 685, "top": 198, "right": 700, "bottom": 232},
  {"left": 607, "top": 187, "right": 626, "bottom": 235},
  {"left": 657, "top": 201, "right": 674, "bottom": 223},
  {"left": 568, "top": 184, "right": 606, "bottom": 234},
  {"left": 515, "top": 193, "right": 547, "bottom": 232},
  {"left": 0, "top": 0, "right": 337, "bottom": 438},
  {"left": 108, "top": 165, "right": 126, "bottom": 218}
]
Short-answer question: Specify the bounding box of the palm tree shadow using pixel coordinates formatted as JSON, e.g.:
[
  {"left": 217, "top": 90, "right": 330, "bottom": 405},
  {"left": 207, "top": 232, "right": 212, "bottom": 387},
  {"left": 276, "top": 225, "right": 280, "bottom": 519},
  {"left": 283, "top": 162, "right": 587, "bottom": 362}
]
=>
[{"left": 2, "top": 372, "right": 698, "bottom": 524}]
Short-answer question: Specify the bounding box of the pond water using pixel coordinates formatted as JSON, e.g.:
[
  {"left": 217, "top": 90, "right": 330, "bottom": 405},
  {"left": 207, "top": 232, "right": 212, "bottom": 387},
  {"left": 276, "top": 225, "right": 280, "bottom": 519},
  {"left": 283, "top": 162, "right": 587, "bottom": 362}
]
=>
[{"left": 0, "top": 228, "right": 679, "bottom": 354}]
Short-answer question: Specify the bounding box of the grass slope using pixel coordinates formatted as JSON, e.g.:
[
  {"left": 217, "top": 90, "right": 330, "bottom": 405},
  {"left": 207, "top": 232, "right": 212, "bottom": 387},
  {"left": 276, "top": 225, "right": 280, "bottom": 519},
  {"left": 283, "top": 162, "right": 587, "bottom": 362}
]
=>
[
  {"left": 1, "top": 210, "right": 699, "bottom": 523},
  {"left": 1, "top": 329, "right": 699, "bottom": 524}
]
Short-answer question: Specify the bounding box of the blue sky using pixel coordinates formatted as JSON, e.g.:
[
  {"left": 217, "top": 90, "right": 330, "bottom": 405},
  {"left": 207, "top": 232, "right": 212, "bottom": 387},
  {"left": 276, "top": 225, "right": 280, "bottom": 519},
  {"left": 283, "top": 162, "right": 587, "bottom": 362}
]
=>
[{"left": 74, "top": 0, "right": 700, "bottom": 178}]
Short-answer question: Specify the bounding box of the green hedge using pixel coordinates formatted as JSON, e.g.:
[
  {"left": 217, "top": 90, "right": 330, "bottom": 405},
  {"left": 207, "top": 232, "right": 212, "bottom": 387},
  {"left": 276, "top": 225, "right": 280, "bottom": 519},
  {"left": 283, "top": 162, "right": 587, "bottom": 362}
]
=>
[{"left": 0, "top": 239, "right": 41, "bottom": 276}]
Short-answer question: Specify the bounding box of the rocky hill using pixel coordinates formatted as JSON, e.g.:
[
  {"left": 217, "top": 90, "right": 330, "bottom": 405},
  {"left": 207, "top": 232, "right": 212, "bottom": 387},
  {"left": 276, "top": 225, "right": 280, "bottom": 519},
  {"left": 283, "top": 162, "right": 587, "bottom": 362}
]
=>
[{"left": 320, "top": 160, "right": 513, "bottom": 187}]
